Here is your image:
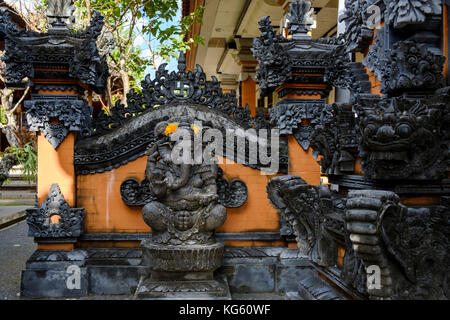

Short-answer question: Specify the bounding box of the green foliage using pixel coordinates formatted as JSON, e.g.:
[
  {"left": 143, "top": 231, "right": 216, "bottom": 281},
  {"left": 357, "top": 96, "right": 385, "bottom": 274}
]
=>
[
  {"left": 2, "top": 142, "right": 37, "bottom": 183},
  {"left": 73, "top": 0, "right": 204, "bottom": 92}
]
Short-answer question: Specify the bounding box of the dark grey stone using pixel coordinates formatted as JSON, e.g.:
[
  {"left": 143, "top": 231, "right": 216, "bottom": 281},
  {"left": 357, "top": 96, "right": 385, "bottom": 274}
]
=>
[
  {"left": 88, "top": 266, "right": 145, "bottom": 295},
  {"left": 227, "top": 265, "right": 275, "bottom": 293},
  {"left": 21, "top": 267, "right": 88, "bottom": 298}
]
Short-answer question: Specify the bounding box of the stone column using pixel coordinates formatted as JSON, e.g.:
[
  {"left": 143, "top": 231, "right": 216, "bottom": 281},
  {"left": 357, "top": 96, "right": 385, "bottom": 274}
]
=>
[
  {"left": 252, "top": 1, "right": 338, "bottom": 186},
  {"left": 0, "top": 1, "right": 108, "bottom": 251}
]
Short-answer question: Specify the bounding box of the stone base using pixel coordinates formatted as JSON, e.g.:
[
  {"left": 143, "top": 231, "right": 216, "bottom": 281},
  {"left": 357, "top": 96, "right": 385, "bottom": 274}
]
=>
[
  {"left": 20, "top": 247, "right": 351, "bottom": 299},
  {"left": 134, "top": 274, "right": 231, "bottom": 300}
]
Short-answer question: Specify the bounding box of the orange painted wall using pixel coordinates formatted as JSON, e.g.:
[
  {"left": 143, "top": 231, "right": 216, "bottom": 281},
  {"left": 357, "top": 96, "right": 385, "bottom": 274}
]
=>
[
  {"left": 77, "top": 157, "right": 150, "bottom": 233},
  {"left": 37, "top": 132, "right": 76, "bottom": 206},
  {"left": 241, "top": 77, "right": 256, "bottom": 116},
  {"left": 287, "top": 135, "right": 321, "bottom": 185},
  {"left": 217, "top": 157, "right": 280, "bottom": 233}
]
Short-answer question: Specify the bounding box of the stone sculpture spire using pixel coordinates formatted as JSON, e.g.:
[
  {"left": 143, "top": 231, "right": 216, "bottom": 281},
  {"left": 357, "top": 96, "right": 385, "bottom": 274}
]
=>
[{"left": 47, "top": 0, "right": 75, "bottom": 31}]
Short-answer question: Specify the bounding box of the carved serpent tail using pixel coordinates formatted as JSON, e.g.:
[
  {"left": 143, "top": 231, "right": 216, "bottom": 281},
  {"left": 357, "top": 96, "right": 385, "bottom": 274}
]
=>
[{"left": 345, "top": 190, "right": 406, "bottom": 299}]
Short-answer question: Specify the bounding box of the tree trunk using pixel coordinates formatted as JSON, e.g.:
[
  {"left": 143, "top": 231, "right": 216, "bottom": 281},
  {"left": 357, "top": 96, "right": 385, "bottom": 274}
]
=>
[
  {"left": 1, "top": 125, "right": 20, "bottom": 148},
  {"left": 119, "top": 49, "right": 130, "bottom": 108},
  {"left": 85, "top": 0, "right": 92, "bottom": 24}
]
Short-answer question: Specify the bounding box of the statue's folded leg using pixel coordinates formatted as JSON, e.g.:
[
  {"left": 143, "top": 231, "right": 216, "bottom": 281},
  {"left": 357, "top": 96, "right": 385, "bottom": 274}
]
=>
[
  {"left": 204, "top": 203, "right": 227, "bottom": 231},
  {"left": 142, "top": 201, "right": 170, "bottom": 231}
]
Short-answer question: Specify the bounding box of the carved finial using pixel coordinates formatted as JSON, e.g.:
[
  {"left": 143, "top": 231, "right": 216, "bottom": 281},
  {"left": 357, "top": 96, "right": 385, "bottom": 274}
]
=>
[
  {"left": 47, "top": 0, "right": 75, "bottom": 30},
  {"left": 286, "top": 0, "right": 314, "bottom": 38},
  {"left": 178, "top": 52, "right": 187, "bottom": 73}
]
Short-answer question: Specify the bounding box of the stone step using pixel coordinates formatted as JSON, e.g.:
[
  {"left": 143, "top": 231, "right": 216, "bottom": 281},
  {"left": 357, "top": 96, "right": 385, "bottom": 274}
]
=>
[{"left": 297, "top": 273, "right": 348, "bottom": 300}]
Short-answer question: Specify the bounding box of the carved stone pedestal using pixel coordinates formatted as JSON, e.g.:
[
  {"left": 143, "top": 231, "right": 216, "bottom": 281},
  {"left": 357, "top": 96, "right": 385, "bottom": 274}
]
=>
[{"left": 135, "top": 240, "right": 230, "bottom": 299}]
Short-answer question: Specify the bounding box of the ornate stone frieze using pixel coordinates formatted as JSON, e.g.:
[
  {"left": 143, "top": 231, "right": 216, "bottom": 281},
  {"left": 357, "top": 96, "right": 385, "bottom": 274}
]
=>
[
  {"left": 93, "top": 53, "right": 267, "bottom": 135},
  {"left": 346, "top": 190, "right": 449, "bottom": 299},
  {"left": 339, "top": 0, "right": 383, "bottom": 53},
  {"left": 0, "top": 9, "right": 108, "bottom": 92},
  {"left": 26, "top": 184, "right": 85, "bottom": 239},
  {"left": 76, "top": 103, "right": 287, "bottom": 175},
  {"left": 251, "top": 16, "right": 292, "bottom": 95},
  {"left": 270, "top": 99, "right": 325, "bottom": 133},
  {"left": 120, "top": 167, "right": 248, "bottom": 209},
  {"left": 354, "top": 89, "right": 450, "bottom": 180},
  {"left": 310, "top": 103, "right": 358, "bottom": 174},
  {"left": 269, "top": 98, "right": 329, "bottom": 151},
  {"left": 325, "top": 43, "right": 372, "bottom": 97},
  {"left": 385, "top": 0, "right": 442, "bottom": 29},
  {"left": 75, "top": 53, "right": 286, "bottom": 175},
  {"left": 24, "top": 95, "right": 93, "bottom": 148},
  {"left": 380, "top": 41, "right": 446, "bottom": 95}
]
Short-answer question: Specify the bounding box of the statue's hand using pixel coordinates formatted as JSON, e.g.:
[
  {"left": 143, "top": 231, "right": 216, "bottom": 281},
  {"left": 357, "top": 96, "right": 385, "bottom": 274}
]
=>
[{"left": 163, "top": 176, "right": 174, "bottom": 189}]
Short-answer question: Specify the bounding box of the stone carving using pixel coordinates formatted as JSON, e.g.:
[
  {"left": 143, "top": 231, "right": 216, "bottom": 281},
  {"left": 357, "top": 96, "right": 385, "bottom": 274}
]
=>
[
  {"left": 120, "top": 167, "right": 248, "bottom": 209},
  {"left": 363, "top": 27, "right": 385, "bottom": 80},
  {"left": 267, "top": 176, "right": 342, "bottom": 267},
  {"left": 252, "top": 16, "right": 292, "bottom": 95},
  {"left": 381, "top": 41, "right": 446, "bottom": 94},
  {"left": 94, "top": 53, "right": 266, "bottom": 135},
  {"left": 47, "top": 0, "right": 75, "bottom": 29},
  {"left": 26, "top": 184, "right": 85, "bottom": 239},
  {"left": 0, "top": 9, "right": 108, "bottom": 92},
  {"left": 325, "top": 42, "right": 372, "bottom": 98},
  {"left": 339, "top": 0, "right": 381, "bottom": 52},
  {"left": 75, "top": 51, "right": 287, "bottom": 176},
  {"left": 141, "top": 120, "right": 227, "bottom": 245},
  {"left": 346, "top": 190, "right": 449, "bottom": 299},
  {"left": 365, "top": 37, "right": 446, "bottom": 95},
  {"left": 216, "top": 168, "right": 248, "bottom": 208},
  {"left": 120, "top": 178, "right": 155, "bottom": 206},
  {"left": 385, "top": 0, "right": 442, "bottom": 29},
  {"left": 24, "top": 95, "right": 93, "bottom": 148},
  {"left": 310, "top": 103, "right": 358, "bottom": 174},
  {"left": 354, "top": 89, "right": 450, "bottom": 180},
  {"left": 135, "top": 120, "right": 229, "bottom": 299},
  {"left": 286, "top": 0, "right": 314, "bottom": 37},
  {"left": 270, "top": 99, "right": 327, "bottom": 151}
]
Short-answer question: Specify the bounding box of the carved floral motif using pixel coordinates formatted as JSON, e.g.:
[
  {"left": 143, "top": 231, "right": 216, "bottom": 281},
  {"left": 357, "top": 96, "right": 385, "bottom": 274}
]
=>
[
  {"left": 385, "top": 0, "right": 442, "bottom": 29},
  {"left": 26, "top": 184, "right": 85, "bottom": 239},
  {"left": 24, "top": 95, "right": 93, "bottom": 148}
]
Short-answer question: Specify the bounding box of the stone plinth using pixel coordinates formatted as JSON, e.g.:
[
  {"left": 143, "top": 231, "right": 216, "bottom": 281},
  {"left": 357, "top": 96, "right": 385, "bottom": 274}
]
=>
[{"left": 135, "top": 240, "right": 230, "bottom": 299}]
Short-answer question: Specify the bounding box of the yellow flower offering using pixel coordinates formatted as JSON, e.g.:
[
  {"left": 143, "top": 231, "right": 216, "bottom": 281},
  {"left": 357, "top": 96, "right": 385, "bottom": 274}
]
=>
[
  {"left": 165, "top": 123, "right": 178, "bottom": 136},
  {"left": 191, "top": 125, "right": 199, "bottom": 134}
]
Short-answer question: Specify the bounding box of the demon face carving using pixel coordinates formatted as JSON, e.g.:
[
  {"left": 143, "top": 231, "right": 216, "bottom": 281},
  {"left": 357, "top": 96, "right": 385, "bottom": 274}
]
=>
[{"left": 354, "top": 90, "right": 450, "bottom": 180}]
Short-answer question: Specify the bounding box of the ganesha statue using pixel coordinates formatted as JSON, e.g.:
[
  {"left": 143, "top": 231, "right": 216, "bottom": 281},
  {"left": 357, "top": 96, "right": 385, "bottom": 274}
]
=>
[{"left": 135, "top": 119, "right": 229, "bottom": 299}]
